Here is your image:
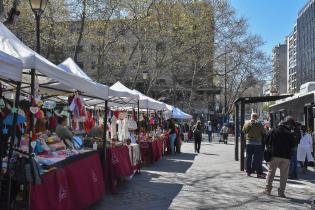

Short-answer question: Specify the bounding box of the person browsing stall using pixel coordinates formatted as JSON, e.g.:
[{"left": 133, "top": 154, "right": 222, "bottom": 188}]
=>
[
  {"left": 88, "top": 124, "right": 105, "bottom": 139},
  {"left": 55, "top": 116, "right": 74, "bottom": 148}
]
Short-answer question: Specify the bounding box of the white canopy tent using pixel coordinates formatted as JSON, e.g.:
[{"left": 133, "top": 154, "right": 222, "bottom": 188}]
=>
[
  {"left": 58, "top": 58, "right": 139, "bottom": 106},
  {"left": 132, "top": 89, "right": 166, "bottom": 110},
  {"left": 0, "top": 23, "right": 108, "bottom": 100},
  {"left": 0, "top": 50, "right": 23, "bottom": 82},
  {"left": 110, "top": 82, "right": 165, "bottom": 110},
  {"left": 58, "top": 57, "right": 92, "bottom": 81}
]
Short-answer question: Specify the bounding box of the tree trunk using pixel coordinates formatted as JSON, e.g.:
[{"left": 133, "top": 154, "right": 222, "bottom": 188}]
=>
[
  {"left": 188, "top": 60, "right": 197, "bottom": 112},
  {"left": 73, "top": 0, "right": 86, "bottom": 63},
  {"left": 0, "top": 0, "right": 4, "bottom": 20},
  {"left": 2, "top": 0, "right": 20, "bottom": 25}
]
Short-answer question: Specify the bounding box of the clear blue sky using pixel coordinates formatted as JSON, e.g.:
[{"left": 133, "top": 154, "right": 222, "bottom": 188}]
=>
[{"left": 229, "top": 0, "right": 309, "bottom": 56}]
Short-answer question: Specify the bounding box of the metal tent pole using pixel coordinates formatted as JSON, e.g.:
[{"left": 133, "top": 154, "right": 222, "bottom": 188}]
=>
[
  {"left": 235, "top": 103, "right": 239, "bottom": 161},
  {"left": 6, "top": 82, "right": 21, "bottom": 210},
  {"left": 240, "top": 100, "right": 245, "bottom": 171}
]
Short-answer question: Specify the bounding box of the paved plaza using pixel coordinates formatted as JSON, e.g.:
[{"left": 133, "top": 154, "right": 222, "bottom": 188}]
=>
[{"left": 89, "top": 137, "right": 315, "bottom": 210}]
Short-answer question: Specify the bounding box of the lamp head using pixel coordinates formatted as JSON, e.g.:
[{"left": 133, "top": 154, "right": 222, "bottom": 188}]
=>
[{"left": 29, "top": 0, "right": 48, "bottom": 15}]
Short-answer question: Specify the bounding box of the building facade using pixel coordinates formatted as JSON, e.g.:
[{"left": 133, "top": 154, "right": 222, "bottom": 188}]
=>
[
  {"left": 272, "top": 42, "right": 287, "bottom": 94},
  {"left": 296, "top": 0, "right": 315, "bottom": 91},
  {"left": 287, "top": 24, "right": 297, "bottom": 93}
]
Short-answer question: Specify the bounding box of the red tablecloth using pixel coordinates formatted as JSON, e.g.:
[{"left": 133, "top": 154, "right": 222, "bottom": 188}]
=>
[
  {"left": 105, "top": 145, "right": 133, "bottom": 192},
  {"left": 140, "top": 139, "right": 164, "bottom": 164},
  {"left": 31, "top": 152, "right": 105, "bottom": 210}
]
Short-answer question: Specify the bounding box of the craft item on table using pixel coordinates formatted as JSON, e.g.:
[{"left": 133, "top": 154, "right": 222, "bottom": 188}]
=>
[
  {"left": 47, "top": 141, "right": 66, "bottom": 151},
  {"left": 42, "top": 101, "right": 56, "bottom": 110},
  {"left": 40, "top": 139, "right": 50, "bottom": 151},
  {"left": 3, "top": 111, "right": 26, "bottom": 135},
  {"left": 49, "top": 114, "right": 57, "bottom": 130},
  {"left": 114, "top": 111, "right": 120, "bottom": 119},
  {"left": 30, "top": 106, "right": 40, "bottom": 114},
  {"left": 0, "top": 98, "right": 5, "bottom": 110},
  {"left": 98, "top": 117, "right": 104, "bottom": 127},
  {"left": 32, "top": 76, "right": 42, "bottom": 106},
  {"left": 72, "top": 136, "right": 83, "bottom": 149},
  {"left": 33, "top": 139, "right": 44, "bottom": 154},
  {"left": 117, "top": 117, "right": 128, "bottom": 141},
  {"left": 128, "top": 120, "right": 137, "bottom": 130},
  {"left": 11, "top": 106, "right": 17, "bottom": 114},
  {"left": 69, "top": 95, "right": 86, "bottom": 121},
  {"left": 3, "top": 113, "right": 13, "bottom": 125},
  {"left": 19, "top": 136, "right": 29, "bottom": 152},
  {"left": 84, "top": 111, "right": 95, "bottom": 133},
  {"left": 118, "top": 111, "right": 127, "bottom": 120},
  {"left": 35, "top": 110, "right": 45, "bottom": 119},
  {"left": 111, "top": 115, "right": 117, "bottom": 139},
  {"left": 123, "top": 117, "right": 129, "bottom": 140},
  {"left": 131, "top": 110, "right": 136, "bottom": 121},
  {"left": 129, "top": 133, "right": 136, "bottom": 144},
  {"left": 2, "top": 126, "right": 8, "bottom": 135},
  {"left": 45, "top": 111, "right": 52, "bottom": 118},
  {"left": 118, "top": 119, "right": 123, "bottom": 141}
]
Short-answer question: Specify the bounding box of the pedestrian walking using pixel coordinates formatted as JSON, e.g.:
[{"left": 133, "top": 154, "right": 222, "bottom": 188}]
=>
[
  {"left": 289, "top": 122, "right": 301, "bottom": 179},
  {"left": 193, "top": 121, "right": 202, "bottom": 153},
  {"left": 216, "top": 123, "right": 221, "bottom": 137},
  {"left": 207, "top": 121, "right": 212, "bottom": 143},
  {"left": 220, "top": 124, "right": 229, "bottom": 144},
  {"left": 242, "top": 113, "right": 266, "bottom": 178},
  {"left": 297, "top": 125, "right": 314, "bottom": 173},
  {"left": 263, "top": 116, "right": 296, "bottom": 198}
]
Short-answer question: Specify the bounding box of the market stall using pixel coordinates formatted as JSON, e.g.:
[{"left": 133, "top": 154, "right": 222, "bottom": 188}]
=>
[
  {"left": 0, "top": 23, "right": 111, "bottom": 210},
  {"left": 58, "top": 59, "right": 141, "bottom": 193},
  {"left": 30, "top": 151, "right": 104, "bottom": 210},
  {"left": 0, "top": 51, "right": 24, "bottom": 209}
]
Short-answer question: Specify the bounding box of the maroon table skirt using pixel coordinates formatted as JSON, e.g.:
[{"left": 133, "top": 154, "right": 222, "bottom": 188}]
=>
[
  {"left": 31, "top": 152, "right": 105, "bottom": 210},
  {"left": 105, "top": 145, "right": 133, "bottom": 192},
  {"left": 140, "top": 139, "right": 164, "bottom": 164}
]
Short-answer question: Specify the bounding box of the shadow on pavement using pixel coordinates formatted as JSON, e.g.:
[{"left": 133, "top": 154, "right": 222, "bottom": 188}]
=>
[
  {"left": 167, "top": 152, "right": 197, "bottom": 161},
  {"left": 88, "top": 170, "right": 183, "bottom": 210},
  {"left": 145, "top": 158, "right": 194, "bottom": 174},
  {"left": 200, "top": 152, "right": 219, "bottom": 156}
]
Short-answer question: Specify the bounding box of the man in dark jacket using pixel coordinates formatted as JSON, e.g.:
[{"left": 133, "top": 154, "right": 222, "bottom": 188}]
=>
[
  {"left": 263, "top": 116, "right": 296, "bottom": 198},
  {"left": 193, "top": 121, "right": 202, "bottom": 153}
]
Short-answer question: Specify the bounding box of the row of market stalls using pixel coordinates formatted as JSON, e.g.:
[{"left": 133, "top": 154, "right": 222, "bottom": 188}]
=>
[{"left": 0, "top": 22, "right": 192, "bottom": 210}]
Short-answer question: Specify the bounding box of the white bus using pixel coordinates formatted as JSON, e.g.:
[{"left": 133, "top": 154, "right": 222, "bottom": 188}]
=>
[{"left": 269, "top": 82, "right": 315, "bottom": 131}]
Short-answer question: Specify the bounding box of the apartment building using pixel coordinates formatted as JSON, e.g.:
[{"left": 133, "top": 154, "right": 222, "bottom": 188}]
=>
[{"left": 272, "top": 42, "right": 287, "bottom": 94}]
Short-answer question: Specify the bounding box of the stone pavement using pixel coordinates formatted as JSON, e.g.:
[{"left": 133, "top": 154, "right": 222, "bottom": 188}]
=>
[{"left": 88, "top": 137, "right": 315, "bottom": 210}]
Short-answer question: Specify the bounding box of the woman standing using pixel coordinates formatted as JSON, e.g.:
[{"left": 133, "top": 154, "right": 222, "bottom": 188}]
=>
[
  {"left": 297, "top": 126, "right": 314, "bottom": 173},
  {"left": 168, "top": 120, "right": 176, "bottom": 154},
  {"left": 193, "top": 121, "right": 202, "bottom": 153}
]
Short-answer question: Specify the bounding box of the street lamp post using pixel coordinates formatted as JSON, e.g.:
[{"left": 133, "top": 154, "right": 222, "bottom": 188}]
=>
[
  {"left": 29, "top": 0, "right": 48, "bottom": 54},
  {"left": 27, "top": 2, "right": 47, "bottom": 209},
  {"left": 28, "top": 0, "right": 47, "bottom": 148}
]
